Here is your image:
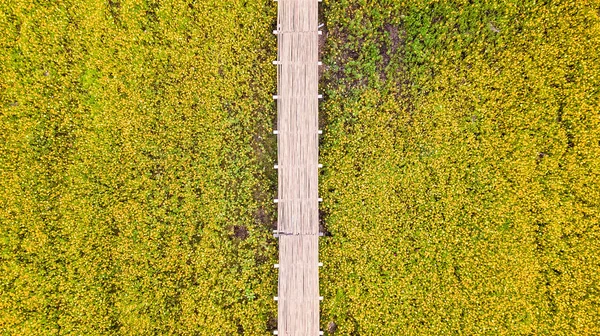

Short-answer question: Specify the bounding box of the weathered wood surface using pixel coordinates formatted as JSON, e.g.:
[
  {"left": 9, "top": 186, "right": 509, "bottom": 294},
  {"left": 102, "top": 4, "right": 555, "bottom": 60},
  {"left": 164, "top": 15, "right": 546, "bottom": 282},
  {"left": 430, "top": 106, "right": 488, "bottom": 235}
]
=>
[{"left": 275, "top": 0, "right": 320, "bottom": 334}]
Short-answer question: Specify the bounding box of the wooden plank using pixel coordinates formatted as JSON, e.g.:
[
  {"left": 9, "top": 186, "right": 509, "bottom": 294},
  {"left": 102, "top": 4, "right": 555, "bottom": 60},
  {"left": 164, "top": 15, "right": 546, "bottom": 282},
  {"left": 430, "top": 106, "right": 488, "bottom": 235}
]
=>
[{"left": 275, "top": 0, "right": 321, "bottom": 334}]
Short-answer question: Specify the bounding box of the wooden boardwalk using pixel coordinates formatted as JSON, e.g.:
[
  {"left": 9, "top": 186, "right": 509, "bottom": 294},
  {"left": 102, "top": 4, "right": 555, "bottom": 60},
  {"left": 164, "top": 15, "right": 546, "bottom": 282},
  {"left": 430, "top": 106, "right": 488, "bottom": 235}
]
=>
[{"left": 273, "top": 0, "right": 321, "bottom": 335}]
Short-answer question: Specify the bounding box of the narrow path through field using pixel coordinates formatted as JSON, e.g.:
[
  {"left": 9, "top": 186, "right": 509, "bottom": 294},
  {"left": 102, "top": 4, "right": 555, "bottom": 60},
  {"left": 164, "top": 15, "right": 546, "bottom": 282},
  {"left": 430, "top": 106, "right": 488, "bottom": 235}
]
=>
[{"left": 273, "top": 0, "right": 321, "bottom": 335}]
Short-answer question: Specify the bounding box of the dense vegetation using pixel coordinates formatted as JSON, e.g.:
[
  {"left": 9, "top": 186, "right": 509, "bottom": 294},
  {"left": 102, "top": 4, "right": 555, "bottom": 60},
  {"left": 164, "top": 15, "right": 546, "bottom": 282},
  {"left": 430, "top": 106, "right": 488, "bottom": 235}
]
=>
[
  {"left": 2, "top": 0, "right": 599, "bottom": 335},
  {"left": 320, "top": 0, "right": 600, "bottom": 334},
  {"left": 0, "top": 0, "right": 278, "bottom": 334}
]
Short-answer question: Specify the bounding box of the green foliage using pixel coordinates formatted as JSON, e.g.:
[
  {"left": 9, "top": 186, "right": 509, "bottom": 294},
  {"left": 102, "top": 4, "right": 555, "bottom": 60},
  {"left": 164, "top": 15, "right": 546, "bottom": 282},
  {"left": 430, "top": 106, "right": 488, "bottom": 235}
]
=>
[
  {"left": 320, "top": 0, "right": 600, "bottom": 334},
  {"left": 3, "top": 0, "right": 600, "bottom": 334},
  {"left": 0, "top": 0, "right": 277, "bottom": 334}
]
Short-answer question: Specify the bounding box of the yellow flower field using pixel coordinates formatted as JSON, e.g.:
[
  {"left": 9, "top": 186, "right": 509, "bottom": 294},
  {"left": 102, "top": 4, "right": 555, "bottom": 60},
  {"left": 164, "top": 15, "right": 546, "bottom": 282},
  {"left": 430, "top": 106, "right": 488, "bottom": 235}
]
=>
[
  {"left": 320, "top": 0, "right": 600, "bottom": 334},
  {"left": 1, "top": 0, "right": 599, "bottom": 335}
]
